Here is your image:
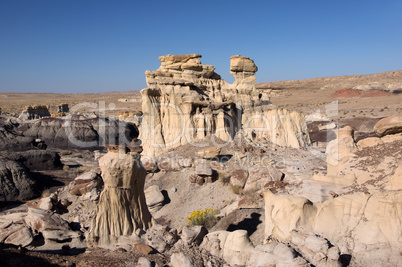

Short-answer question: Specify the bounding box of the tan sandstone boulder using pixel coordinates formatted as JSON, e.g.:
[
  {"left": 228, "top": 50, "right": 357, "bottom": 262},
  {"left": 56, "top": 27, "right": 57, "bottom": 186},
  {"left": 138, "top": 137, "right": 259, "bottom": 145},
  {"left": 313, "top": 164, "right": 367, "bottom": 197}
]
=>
[
  {"left": 386, "top": 161, "right": 402, "bottom": 190},
  {"left": 201, "top": 230, "right": 307, "bottom": 266},
  {"left": 263, "top": 190, "right": 317, "bottom": 242},
  {"left": 374, "top": 115, "right": 402, "bottom": 136},
  {"left": 356, "top": 137, "right": 383, "bottom": 148}
]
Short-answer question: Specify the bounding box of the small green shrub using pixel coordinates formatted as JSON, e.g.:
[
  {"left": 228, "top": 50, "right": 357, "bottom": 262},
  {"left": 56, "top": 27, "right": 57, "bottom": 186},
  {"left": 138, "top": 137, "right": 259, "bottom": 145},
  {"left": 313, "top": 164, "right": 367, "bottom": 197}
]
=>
[
  {"left": 187, "top": 208, "right": 218, "bottom": 228},
  {"left": 63, "top": 165, "right": 70, "bottom": 171}
]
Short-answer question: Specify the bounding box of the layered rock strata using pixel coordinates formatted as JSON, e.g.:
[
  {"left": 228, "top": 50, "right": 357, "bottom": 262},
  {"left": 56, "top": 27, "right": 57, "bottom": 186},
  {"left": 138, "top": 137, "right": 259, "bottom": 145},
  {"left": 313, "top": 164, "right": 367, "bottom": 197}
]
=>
[
  {"left": 140, "top": 54, "right": 310, "bottom": 156},
  {"left": 88, "top": 148, "right": 153, "bottom": 246}
]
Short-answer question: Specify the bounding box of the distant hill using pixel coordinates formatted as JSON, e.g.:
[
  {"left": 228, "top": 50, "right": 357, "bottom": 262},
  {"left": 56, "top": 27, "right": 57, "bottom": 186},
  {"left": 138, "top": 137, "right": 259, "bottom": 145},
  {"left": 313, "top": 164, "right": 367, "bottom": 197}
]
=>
[{"left": 256, "top": 70, "right": 402, "bottom": 90}]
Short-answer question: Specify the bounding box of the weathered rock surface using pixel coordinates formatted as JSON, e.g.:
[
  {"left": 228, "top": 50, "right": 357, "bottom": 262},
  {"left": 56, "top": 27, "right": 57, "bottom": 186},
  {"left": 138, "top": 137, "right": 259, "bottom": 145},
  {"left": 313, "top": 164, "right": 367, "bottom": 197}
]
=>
[
  {"left": 195, "top": 159, "right": 213, "bottom": 176},
  {"left": 181, "top": 225, "right": 207, "bottom": 245},
  {"left": 0, "top": 223, "right": 33, "bottom": 247},
  {"left": 6, "top": 150, "right": 62, "bottom": 171},
  {"left": 229, "top": 169, "right": 249, "bottom": 188},
  {"left": 0, "top": 156, "right": 36, "bottom": 202},
  {"left": 0, "top": 115, "right": 139, "bottom": 150},
  {"left": 140, "top": 54, "right": 310, "bottom": 157},
  {"left": 263, "top": 189, "right": 402, "bottom": 265},
  {"left": 201, "top": 230, "right": 307, "bottom": 266},
  {"left": 19, "top": 105, "right": 50, "bottom": 120},
  {"left": 374, "top": 115, "right": 402, "bottom": 136},
  {"left": 25, "top": 207, "right": 70, "bottom": 233},
  {"left": 326, "top": 126, "right": 356, "bottom": 176},
  {"left": 88, "top": 151, "right": 153, "bottom": 246},
  {"left": 244, "top": 166, "right": 283, "bottom": 192},
  {"left": 142, "top": 224, "right": 177, "bottom": 253},
  {"left": 196, "top": 147, "right": 220, "bottom": 159},
  {"left": 144, "top": 185, "right": 165, "bottom": 213},
  {"left": 356, "top": 136, "right": 383, "bottom": 148},
  {"left": 69, "top": 171, "right": 103, "bottom": 200},
  {"left": 170, "top": 251, "right": 193, "bottom": 267}
]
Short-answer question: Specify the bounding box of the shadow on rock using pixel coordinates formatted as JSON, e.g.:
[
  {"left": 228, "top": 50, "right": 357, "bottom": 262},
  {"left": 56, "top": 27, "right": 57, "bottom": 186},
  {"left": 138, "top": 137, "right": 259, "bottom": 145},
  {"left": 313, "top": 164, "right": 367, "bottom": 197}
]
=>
[{"left": 227, "top": 212, "right": 262, "bottom": 237}]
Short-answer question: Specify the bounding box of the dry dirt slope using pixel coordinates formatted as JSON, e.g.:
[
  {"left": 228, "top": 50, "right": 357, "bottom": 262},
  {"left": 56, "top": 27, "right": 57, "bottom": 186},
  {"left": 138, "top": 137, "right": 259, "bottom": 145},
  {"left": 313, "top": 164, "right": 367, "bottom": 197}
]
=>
[{"left": 256, "top": 70, "right": 402, "bottom": 90}]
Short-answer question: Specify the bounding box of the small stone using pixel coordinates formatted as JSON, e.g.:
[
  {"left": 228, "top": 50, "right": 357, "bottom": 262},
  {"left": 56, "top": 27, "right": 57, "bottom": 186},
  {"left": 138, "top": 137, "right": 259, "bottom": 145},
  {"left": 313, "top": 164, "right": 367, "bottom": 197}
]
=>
[
  {"left": 137, "top": 257, "right": 152, "bottom": 267},
  {"left": 133, "top": 243, "right": 155, "bottom": 255}
]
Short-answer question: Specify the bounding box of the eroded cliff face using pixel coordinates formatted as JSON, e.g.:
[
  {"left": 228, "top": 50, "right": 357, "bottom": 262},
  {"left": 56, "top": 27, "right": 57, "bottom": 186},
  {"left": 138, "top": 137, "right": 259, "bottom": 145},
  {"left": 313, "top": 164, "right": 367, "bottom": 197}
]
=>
[{"left": 140, "top": 54, "right": 310, "bottom": 156}]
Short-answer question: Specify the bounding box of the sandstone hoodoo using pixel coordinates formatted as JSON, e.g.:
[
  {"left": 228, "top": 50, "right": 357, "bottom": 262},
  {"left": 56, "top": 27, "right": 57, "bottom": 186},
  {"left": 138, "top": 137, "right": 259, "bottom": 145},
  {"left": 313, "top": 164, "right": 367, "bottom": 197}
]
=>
[
  {"left": 88, "top": 145, "right": 153, "bottom": 246},
  {"left": 140, "top": 54, "right": 310, "bottom": 156}
]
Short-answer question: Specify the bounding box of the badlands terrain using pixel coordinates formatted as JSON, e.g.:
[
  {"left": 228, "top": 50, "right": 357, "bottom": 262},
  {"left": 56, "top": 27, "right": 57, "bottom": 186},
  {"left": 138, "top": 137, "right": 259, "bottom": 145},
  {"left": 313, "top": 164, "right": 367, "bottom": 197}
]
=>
[{"left": 0, "top": 54, "right": 401, "bottom": 267}]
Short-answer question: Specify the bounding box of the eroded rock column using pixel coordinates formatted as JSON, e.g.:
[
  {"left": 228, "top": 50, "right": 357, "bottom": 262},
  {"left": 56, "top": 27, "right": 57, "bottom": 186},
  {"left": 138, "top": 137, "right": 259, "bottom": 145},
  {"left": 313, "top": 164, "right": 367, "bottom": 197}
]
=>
[{"left": 89, "top": 149, "right": 153, "bottom": 246}]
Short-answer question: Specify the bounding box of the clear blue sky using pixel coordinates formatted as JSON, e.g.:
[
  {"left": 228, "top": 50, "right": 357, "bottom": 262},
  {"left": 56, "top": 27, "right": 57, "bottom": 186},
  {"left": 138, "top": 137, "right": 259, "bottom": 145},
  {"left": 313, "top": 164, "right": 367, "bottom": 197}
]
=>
[{"left": 1, "top": 0, "right": 401, "bottom": 93}]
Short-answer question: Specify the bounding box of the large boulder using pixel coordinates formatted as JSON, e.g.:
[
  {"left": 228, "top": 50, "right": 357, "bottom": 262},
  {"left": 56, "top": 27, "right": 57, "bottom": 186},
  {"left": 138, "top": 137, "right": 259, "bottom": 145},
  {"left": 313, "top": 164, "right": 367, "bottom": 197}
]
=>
[
  {"left": 69, "top": 171, "right": 103, "bottom": 200},
  {"left": 263, "top": 190, "right": 317, "bottom": 242},
  {"left": 244, "top": 166, "right": 283, "bottom": 192},
  {"left": 229, "top": 169, "right": 249, "bottom": 188},
  {"left": 0, "top": 156, "right": 36, "bottom": 202},
  {"left": 24, "top": 207, "right": 70, "bottom": 233},
  {"left": 0, "top": 223, "right": 33, "bottom": 247},
  {"left": 374, "top": 116, "right": 402, "bottom": 136},
  {"left": 144, "top": 185, "right": 165, "bottom": 213}
]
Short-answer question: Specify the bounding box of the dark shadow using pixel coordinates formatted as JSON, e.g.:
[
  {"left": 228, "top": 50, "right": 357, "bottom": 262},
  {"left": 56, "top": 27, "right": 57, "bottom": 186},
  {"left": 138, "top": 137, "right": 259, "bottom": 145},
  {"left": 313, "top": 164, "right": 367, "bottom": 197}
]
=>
[
  {"left": 339, "top": 254, "right": 352, "bottom": 267},
  {"left": 280, "top": 172, "right": 285, "bottom": 181},
  {"left": 31, "top": 171, "right": 65, "bottom": 193},
  {"left": 161, "top": 190, "right": 171, "bottom": 205},
  {"left": 0, "top": 201, "right": 25, "bottom": 211},
  {"left": 0, "top": 243, "right": 59, "bottom": 267},
  {"left": 226, "top": 212, "right": 262, "bottom": 236},
  {"left": 217, "top": 154, "right": 232, "bottom": 163},
  {"left": 206, "top": 154, "right": 233, "bottom": 162},
  {"left": 34, "top": 247, "right": 86, "bottom": 256},
  {"left": 211, "top": 169, "right": 219, "bottom": 182}
]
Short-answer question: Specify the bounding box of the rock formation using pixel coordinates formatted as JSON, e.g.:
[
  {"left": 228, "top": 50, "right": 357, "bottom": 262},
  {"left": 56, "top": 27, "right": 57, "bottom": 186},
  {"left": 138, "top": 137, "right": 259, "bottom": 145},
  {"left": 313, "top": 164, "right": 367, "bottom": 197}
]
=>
[
  {"left": 7, "top": 150, "right": 62, "bottom": 171},
  {"left": 0, "top": 156, "right": 36, "bottom": 202},
  {"left": 263, "top": 190, "right": 402, "bottom": 266},
  {"left": 140, "top": 54, "right": 310, "bottom": 156},
  {"left": 374, "top": 115, "right": 402, "bottom": 136},
  {"left": 19, "top": 105, "right": 51, "bottom": 120},
  {"left": 57, "top": 103, "right": 69, "bottom": 113},
  {"left": 0, "top": 114, "right": 139, "bottom": 150},
  {"left": 201, "top": 230, "right": 310, "bottom": 266},
  {"left": 325, "top": 126, "right": 357, "bottom": 177},
  {"left": 88, "top": 148, "right": 153, "bottom": 246}
]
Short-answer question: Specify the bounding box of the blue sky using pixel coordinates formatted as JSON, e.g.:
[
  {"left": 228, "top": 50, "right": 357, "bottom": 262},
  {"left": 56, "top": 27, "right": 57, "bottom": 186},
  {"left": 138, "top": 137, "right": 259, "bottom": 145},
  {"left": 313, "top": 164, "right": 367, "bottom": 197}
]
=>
[{"left": 1, "top": 0, "right": 401, "bottom": 93}]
